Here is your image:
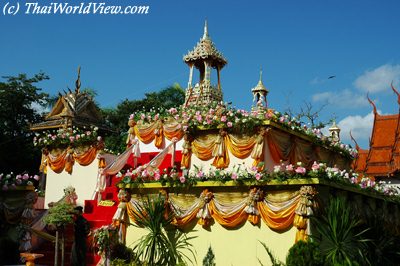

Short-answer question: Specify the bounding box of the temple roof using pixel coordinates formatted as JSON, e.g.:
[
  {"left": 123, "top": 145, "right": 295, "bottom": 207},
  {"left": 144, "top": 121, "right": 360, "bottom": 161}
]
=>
[
  {"left": 30, "top": 68, "right": 109, "bottom": 132},
  {"left": 252, "top": 69, "right": 268, "bottom": 94},
  {"left": 183, "top": 21, "right": 227, "bottom": 68},
  {"left": 352, "top": 92, "right": 400, "bottom": 177}
]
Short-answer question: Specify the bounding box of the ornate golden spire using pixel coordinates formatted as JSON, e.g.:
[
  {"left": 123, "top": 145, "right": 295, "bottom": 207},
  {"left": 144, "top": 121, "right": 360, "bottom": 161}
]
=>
[
  {"left": 75, "top": 66, "right": 81, "bottom": 94},
  {"left": 252, "top": 67, "right": 269, "bottom": 108}
]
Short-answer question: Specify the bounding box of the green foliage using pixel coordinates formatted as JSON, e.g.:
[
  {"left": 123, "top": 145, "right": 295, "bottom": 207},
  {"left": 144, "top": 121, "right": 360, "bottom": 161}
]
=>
[
  {"left": 258, "top": 241, "right": 285, "bottom": 266},
  {"left": 43, "top": 201, "right": 74, "bottom": 228},
  {"left": 109, "top": 243, "right": 140, "bottom": 265},
  {"left": 93, "top": 225, "right": 119, "bottom": 255},
  {"left": 364, "top": 216, "right": 400, "bottom": 266},
  {"left": 132, "top": 194, "right": 196, "bottom": 266},
  {"left": 0, "top": 73, "right": 49, "bottom": 173},
  {"left": 286, "top": 240, "right": 323, "bottom": 266},
  {"left": 312, "top": 196, "right": 370, "bottom": 266},
  {"left": 202, "top": 246, "right": 216, "bottom": 266},
  {"left": 101, "top": 84, "right": 185, "bottom": 154}
]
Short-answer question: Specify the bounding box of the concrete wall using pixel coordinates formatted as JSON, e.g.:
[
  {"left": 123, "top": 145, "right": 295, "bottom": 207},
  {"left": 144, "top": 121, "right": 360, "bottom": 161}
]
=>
[
  {"left": 44, "top": 158, "right": 99, "bottom": 208},
  {"left": 126, "top": 217, "right": 296, "bottom": 266}
]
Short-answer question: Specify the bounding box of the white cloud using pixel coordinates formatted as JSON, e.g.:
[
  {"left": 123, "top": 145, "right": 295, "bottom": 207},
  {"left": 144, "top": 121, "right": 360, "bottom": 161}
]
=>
[
  {"left": 31, "top": 102, "right": 50, "bottom": 114},
  {"left": 312, "top": 89, "right": 368, "bottom": 108},
  {"left": 354, "top": 64, "right": 400, "bottom": 93},
  {"left": 310, "top": 77, "right": 326, "bottom": 85},
  {"left": 336, "top": 112, "right": 375, "bottom": 147}
]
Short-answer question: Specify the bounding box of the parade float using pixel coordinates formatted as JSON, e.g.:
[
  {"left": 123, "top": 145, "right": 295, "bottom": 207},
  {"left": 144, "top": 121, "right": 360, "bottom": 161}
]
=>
[{"left": 28, "top": 23, "right": 400, "bottom": 265}]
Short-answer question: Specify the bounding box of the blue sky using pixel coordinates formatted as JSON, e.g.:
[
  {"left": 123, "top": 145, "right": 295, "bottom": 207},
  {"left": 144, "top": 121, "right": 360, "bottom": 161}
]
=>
[{"left": 2, "top": 0, "right": 400, "bottom": 148}]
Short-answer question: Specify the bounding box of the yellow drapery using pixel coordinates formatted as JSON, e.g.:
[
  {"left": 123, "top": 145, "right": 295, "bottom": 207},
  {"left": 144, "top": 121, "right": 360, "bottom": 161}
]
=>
[
  {"left": 134, "top": 122, "right": 158, "bottom": 144},
  {"left": 125, "top": 188, "right": 310, "bottom": 242},
  {"left": 192, "top": 134, "right": 217, "bottom": 161},
  {"left": 212, "top": 132, "right": 229, "bottom": 169},
  {"left": 258, "top": 200, "right": 298, "bottom": 230},
  {"left": 163, "top": 120, "right": 184, "bottom": 141},
  {"left": 44, "top": 146, "right": 98, "bottom": 174},
  {"left": 133, "top": 121, "right": 184, "bottom": 149}
]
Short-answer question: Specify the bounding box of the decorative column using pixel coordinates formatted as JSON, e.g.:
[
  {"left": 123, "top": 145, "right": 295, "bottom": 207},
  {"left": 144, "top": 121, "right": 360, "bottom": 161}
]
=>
[
  {"left": 112, "top": 189, "right": 131, "bottom": 244},
  {"left": 293, "top": 186, "right": 318, "bottom": 242},
  {"left": 188, "top": 64, "right": 194, "bottom": 88}
]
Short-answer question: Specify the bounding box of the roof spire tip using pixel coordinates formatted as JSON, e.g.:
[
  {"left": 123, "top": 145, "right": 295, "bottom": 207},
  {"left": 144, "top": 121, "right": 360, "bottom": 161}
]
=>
[{"left": 203, "top": 20, "right": 209, "bottom": 40}]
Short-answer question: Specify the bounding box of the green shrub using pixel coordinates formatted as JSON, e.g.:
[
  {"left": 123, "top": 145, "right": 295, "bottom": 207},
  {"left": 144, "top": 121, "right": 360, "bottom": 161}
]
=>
[
  {"left": 286, "top": 240, "right": 323, "bottom": 266},
  {"left": 203, "top": 246, "right": 216, "bottom": 266}
]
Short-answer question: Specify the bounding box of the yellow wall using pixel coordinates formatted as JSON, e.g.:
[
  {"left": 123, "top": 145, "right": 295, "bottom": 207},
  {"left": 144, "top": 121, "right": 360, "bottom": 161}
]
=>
[{"left": 126, "top": 218, "right": 296, "bottom": 266}]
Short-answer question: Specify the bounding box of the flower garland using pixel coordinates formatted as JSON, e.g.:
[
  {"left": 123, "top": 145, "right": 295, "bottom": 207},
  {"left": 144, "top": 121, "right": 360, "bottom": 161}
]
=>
[
  {"left": 0, "top": 172, "right": 40, "bottom": 191},
  {"left": 116, "top": 161, "right": 399, "bottom": 199},
  {"left": 128, "top": 102, "right": 357, "bottom": 159},
  {"left": 33, "top": 126, "right": 101, "bottom": 149}
]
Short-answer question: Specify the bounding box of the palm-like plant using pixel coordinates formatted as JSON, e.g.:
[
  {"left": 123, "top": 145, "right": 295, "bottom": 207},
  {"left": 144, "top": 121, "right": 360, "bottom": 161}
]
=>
[
  {"left": 311, "top": 196, "right": 370, "bottom": 266},
  {"left": 132, "top": 194, "right": 196, "bottom": 266}
]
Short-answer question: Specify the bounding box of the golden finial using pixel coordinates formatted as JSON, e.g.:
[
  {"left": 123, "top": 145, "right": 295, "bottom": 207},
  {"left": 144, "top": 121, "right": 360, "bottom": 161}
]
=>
[
  {"left": 75, "top": 66, "right": 81, "bottom": 94},
  {"left": 202, "top": 20, "right": 209, "bottom": 40}
]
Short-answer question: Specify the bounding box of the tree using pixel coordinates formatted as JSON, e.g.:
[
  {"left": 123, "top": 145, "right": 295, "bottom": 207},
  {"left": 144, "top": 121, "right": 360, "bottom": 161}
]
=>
[
  {"left": 102, "top": 84, "right": 185, "bottom": 154},
  {"left": 0, "top": 73, "right": 49, "bottom": 174}
]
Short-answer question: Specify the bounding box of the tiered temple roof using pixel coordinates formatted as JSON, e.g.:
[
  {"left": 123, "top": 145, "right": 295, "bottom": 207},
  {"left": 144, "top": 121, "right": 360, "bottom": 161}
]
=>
[
  {"left": 30, "top": 67, "right": 109, "bottom": 132},
  {"left": 353, "top": 85, "right": 400, "bottom": 178}
]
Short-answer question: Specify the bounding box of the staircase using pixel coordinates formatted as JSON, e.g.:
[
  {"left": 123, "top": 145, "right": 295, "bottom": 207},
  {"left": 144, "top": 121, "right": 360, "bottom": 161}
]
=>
[{"left": 32, "top": 150, "right": 183, "bottom": 265}]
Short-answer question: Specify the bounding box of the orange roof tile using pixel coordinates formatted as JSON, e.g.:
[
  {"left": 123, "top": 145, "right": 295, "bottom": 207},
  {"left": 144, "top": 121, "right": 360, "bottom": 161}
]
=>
[
  {"left": 353, "top": 149, "right": 368, "bottom": 172},
  {"left": 352, "top": 111, "right": 400, "bottom": 177}
]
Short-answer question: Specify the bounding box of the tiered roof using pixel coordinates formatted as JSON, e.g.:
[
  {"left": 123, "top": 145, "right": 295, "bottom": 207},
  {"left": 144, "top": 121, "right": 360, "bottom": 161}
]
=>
[
  {"left": 183, "top": 21, "right": 227, "bottom": 68},
  {"left": 353, "top": 85, "right": 400, "bottom": 178},
  {"left": 30, "top": 68, "right": 109, "bottom": 131}
]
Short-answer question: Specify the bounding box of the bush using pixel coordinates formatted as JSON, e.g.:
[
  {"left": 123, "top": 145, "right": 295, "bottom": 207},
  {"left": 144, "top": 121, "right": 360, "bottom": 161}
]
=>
[{"left": 286, "top": 240, "right": 323, "bottom": 266}]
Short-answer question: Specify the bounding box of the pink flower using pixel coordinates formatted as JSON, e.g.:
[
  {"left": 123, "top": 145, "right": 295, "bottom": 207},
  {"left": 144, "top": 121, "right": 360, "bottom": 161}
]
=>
[
  {"left": 221, "top": 116, "right": 227, "bottom": 122},
  {"left": 251, "top": 166, "right": 258, "bottom": 172},
  {"left": 227, "top": 122, "right": 233, "bottom": 128},
  {"left": 140, "top": 114, "right": 145, "bottom": 120},
  {"left": 286, "top": 164, "right": 294, "bottom": 172},
  {"left": 311, "top": 161, "right": 320, "bottom": 171},
  {"left": 129, "top": 114, "right": 134, "bottom": 120},
  {"left": 179, "top": 176, "right": 186, "bottom": 183},
  {"left": 169, "top": 108, "right": 177, "bottom": 115},
  {"left": 183, "top": 125, "right": 188, "bottom": 131},
  {"left": 154, "top": 172, "right": 160, "bottom": 181},
  {"left": 69, "top": 136, "right": 75, "bottom": 142},
  {"left": 196, "top": 171, "right": 204, "bottom": 178},
  {"left": 16, "top": 174, "right": 22, "bottom": 180},
  {"left": 33, "top": 175, "right": 40, "bottom": 181},
  {"left": 154, "top": 114, "right": 159, "bottom": 120},
  {"left": 22, "top": 174, "right": 29, "bottom": 180},
  {"left": 75, "top": 134, "right": 80, "bottom": 140},
  {"left": 142, "top": 169, "right": 148, "bottom": 178},
  {"left": 279, "top": 116, "right": 285, "bottom": 123},
  {"left": 255, "top": 173, "right": 261, "bottom": 180},
  {"left": 231, "top": 172, "right": 238, "bottom": 180},
  {"left": 295, "top": 167, "right": 306, "bottom": 175}
]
